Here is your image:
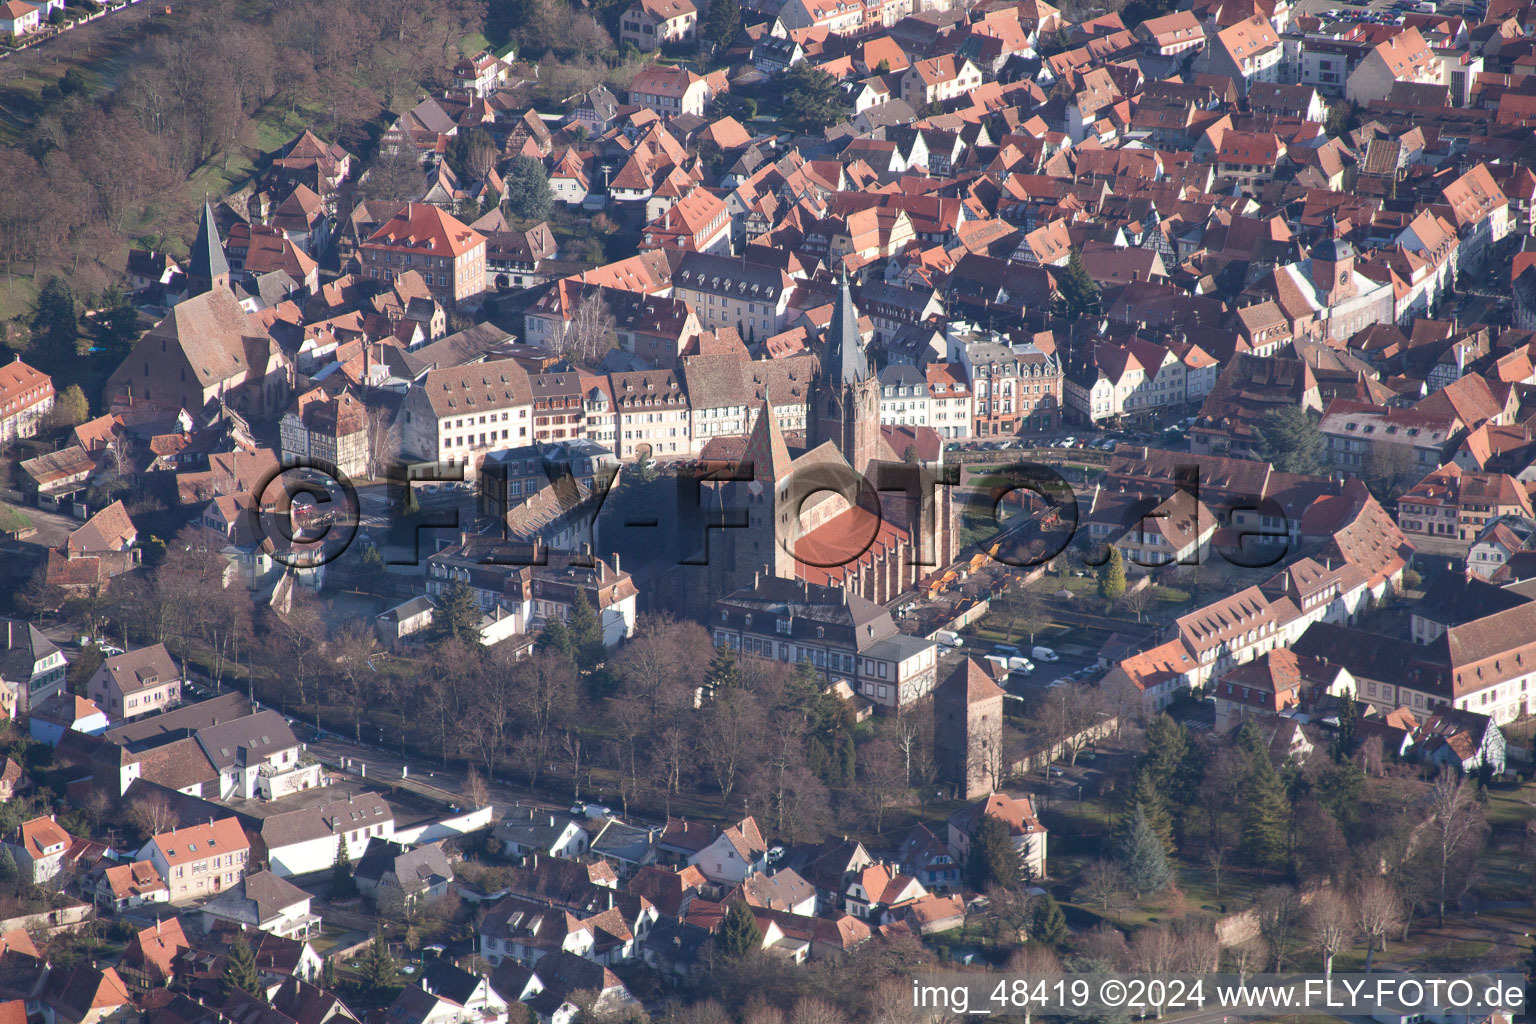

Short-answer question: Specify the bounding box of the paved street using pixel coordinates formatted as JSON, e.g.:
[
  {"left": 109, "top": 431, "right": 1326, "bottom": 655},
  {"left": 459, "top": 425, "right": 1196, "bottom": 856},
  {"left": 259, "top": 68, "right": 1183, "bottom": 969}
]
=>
[{"left": 299, "top": 724, "right": 569, "bottom": 821}]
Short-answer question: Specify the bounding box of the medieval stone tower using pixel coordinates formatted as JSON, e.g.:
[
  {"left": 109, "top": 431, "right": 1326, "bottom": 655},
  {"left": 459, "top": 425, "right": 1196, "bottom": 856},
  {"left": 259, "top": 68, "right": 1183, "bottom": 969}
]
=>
[
  {"left": 709, "top": 398, "right": 799, "bottom": 599},
  {"left": 808, "top": 273, "right": 882, "bottom": 475},
  {"left": 934, "top": 657, "right": 1006, "bottom": 800}
]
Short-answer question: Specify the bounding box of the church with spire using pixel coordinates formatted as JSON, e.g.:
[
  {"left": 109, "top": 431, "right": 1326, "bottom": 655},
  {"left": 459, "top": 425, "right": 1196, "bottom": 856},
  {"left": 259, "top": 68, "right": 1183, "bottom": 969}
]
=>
[
  {"left": 705, "top": 274, "right": 959, "bottom": 607},
  {"left": 105, "top": 203, "right": 293, "bottom": 420}
]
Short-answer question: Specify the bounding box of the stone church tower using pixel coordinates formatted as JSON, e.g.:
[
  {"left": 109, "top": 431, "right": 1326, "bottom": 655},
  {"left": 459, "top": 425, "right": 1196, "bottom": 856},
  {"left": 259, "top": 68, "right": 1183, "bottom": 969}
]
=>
[
  {"left": 709, "top": 398, "right": 799, "bottom": 598},
  {"left": 934, "top": 658, "right": 1006, "bottom": 800},
  {"left": 808, "top": 273, "right": 881, "bottom": 474},
  {"left": 186, "top": 201, "right": 230, "bottom": 298}
]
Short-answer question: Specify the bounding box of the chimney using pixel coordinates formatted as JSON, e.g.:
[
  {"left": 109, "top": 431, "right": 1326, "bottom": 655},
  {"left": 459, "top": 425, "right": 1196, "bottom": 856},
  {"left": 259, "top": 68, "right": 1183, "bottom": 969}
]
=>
[{"left": 612, "top": 553, "right": 620, "bottom": 573}]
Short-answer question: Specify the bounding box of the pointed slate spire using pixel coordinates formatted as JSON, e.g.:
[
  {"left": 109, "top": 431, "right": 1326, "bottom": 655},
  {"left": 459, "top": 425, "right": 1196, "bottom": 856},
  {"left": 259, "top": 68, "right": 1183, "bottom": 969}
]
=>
[
  {"left": 189, "top": 201, "right": 229, "bottom": 286},
  {"left": 825, "top": 268, "right": 867, "bottom": 387},
  {"left": 741, "top": 398, "right": 792, "bottom": 485}
]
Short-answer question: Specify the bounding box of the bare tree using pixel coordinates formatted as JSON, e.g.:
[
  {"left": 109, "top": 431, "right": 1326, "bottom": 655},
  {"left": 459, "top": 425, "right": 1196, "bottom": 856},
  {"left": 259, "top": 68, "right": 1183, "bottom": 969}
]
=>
[
  {"left": 968, "top": 719, "right": 1008, "bottom": 793},
  {"left": 1005, "top": 944, "right": 1063, "bottom": 1024},
  {"left": 362, "top": 144, "right": 425, "bottom": 202},
  {"left": 1257, "top": 885, "right": 1303, "bottom": 972},
  {"left": 332, "top": 619, "right": 378, "bottom": 743},
  {"left": 1129, "top": 924, "right": 1182, "bottom": 975},
  {"left": 559, "top": 728, "right": 586, "bottom": 802},
  {"left": 1205, "top": 839, "right": 1231, "bottom": 898},
  {"left": 858, "top": 738, "right": 909, "bottom": 834},
  {"left": 1353, "top": 876, "right": 1402, "bottom": 971},
  {"left": 740, "top": 999, "right": 786, "bottom": 1024},
  {"left": 1412, "top": 769, "right": 1488, "bottom": 927},
  {"left": 261, "top": 590, "right": 325, "bottom": 715},
  {"left": 1121, "top": 584, "right": 1155, "bottom": 623},
  {"left": 463, "top": 766, "right": 490, "bottom": 810},
  {"left": 127, "top": 791, "right": 178, "bottom": 839},
  {"left": 1075, "top": 859, "right": 1129, "bottom": 912},
  {"left": 564, "top": 290, "right": 617, "bottom": 366},
  {"left": 890, "top": 700, "right": 931, "bottom": 786},
  {"left": 365, "top": 401, "right": 399, "bottom": 481},
  {"left": 1306, "top": 889, "right": 1352, "bottom": 981},
  {"left": 699, "top": 687, "right": 760, "bottom": 810},
  {"left": 1173, "top": 914, "right": 1221, "bottom": 973},
  {"left": 986, "top": 883, "right": 1038, "bottom": 945},
  {"left": 789, "top": 997, "right": 848, "bottom": 1024},
  {"left": 509, "top": 652, "right": 577, "bottom": 796}
]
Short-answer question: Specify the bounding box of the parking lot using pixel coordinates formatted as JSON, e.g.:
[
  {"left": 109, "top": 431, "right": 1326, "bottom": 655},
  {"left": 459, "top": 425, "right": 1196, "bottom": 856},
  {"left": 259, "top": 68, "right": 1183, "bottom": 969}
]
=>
[
  {"left": 943, "top": 420, "right": 1195, "bottom": 458},
  {"left": 1293, "top": 0, "right": 1482, "bottom": 20},
  {"left": 944, "top": 632, "right": 1105, "bottom": 692}
]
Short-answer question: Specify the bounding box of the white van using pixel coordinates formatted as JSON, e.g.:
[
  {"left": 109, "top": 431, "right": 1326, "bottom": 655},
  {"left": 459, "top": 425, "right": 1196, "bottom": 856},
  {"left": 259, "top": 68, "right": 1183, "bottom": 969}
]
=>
[
  {"left": 936, "top": 630, "right": 962, "bottom": 647},
  {"left": 1032, "top": 646, "right": 1059, "bottom": 662},
  {"left": 985, "top": 655, "right": 1011, "bottom": 676},
  {"left": 1008, "top": 656, "right": 1035, "bottom": 675}
]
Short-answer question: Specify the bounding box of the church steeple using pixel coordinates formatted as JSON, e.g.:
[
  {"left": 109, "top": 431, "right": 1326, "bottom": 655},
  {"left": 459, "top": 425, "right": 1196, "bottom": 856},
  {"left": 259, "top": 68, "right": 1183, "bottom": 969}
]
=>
[
  {"left": 809, "top": 271, "right": 882, "bottom": 474},
  {"left": 825, "top": 269, "right": 869, "bottom": 387},
  {"left": 187, "top": 201, "right": 229, "bottom": 296}
]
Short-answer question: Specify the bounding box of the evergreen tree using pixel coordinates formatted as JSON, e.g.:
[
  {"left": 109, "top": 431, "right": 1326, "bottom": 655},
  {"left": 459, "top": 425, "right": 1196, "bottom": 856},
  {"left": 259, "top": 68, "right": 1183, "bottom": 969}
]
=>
[
  {"left": 778, "top": 63, "right": 849, "bottom": 132},
  {"left": 1334, "top": 693, "right": 1358, "bottom": 762},
  {"left": 1116, "top": 804, "right": 1172, "bottom": 897},
  {"left": 1240, "top": 745, "right": 1292, "bottom": 869},
  {"left": 329, "top": 835, "right": 358, "bottom": 899},
  {"left": 0, "top": 848, "right": 17, "bottom": 888},
  {"left": 435, "top": 580, "right": 483, "bottom": 646},
  {"left": 1126, "top": 767, "right": 1175, "bottom": 855},
  {"left": 566, "top": 591, "right": 606, "bottom": 673},
  {"left": 968, "top": 814, "right": 1021, "bottom": 891},
  {"left": 701, "top": 0, "right": 740, "bottom": 49},
  {"left": 1097, "top": 548, "right": 1126, "bottom": 602},
  {"left": 223, "top": 932, "right": 263, "bottom": 997},
  {"left": 1055, "top": 248, "right": 1102, "bottom": 318},
  {"left": 705, "top": 644, "right": 742, "bottom": 692},
  {"left": 833, "top": 729, "right": 856, "bottom": 787},
  {"left": 716, "top": 898, "right": 763, "bottom": 959},
  {"left": 536, "top": 618, "right": 575, "bottom": 660},
  {"left": 502, "top": 155, "right": 553, "bottom": 222},
  {"left": 98, "top": 290, "right": 141, "bottom": 360},
  {"left": 29, "top": 276, "right": 78, "bottom": 375},
  {"left": 1140, "top": 713, "right": 1189, "bottom": 787},
  {"left": 361, "top": 931, "right": 398, "bottom": 998},
  {"left": 1253, "top": 407, "right": 1324, "bottom": 475},
  {"left": 1031, "top": 893, "right": 1068, "bottom": 947}
]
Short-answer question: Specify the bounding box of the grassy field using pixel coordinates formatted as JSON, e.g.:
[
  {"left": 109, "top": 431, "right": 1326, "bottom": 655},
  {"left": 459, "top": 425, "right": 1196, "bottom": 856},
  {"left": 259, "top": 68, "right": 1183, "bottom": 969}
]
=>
[{"left": 0, "top": 503, "right": 33, "bottom": 533}]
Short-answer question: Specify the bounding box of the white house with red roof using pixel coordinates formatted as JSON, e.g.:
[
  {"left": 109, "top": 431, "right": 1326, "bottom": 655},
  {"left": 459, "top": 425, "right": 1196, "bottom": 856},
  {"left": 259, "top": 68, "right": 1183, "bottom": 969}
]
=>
[
  {"left": 5, "top": 815, "right": 73, "bottom": 884},
  {"left": 947, "top": 792, "right": 1048, "bottom": 880},
  {"left": 619, "top": 0, "right": 696, "bottom": 51},
  {"left": 0, "top": 0, "right": 41, "bottom": 36},
  {"left": 688, "top": 816, "right": 768, "bottom": 884},
  {"left": 0, "top": 355, "right": 54, "bottom": 446}
]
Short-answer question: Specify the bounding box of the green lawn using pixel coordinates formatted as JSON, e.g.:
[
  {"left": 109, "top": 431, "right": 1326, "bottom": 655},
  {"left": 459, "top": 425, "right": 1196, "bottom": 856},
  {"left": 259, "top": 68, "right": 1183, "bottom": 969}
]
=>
[
  {"left": 0, "top": 503, "right": 33, "bottom": 533},
  {"left": 0, "top": 276, "right": 40, "bottom": 328}
]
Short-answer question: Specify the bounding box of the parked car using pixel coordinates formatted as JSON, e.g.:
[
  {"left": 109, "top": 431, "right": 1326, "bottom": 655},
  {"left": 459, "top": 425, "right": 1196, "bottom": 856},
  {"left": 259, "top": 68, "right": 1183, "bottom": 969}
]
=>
[
  {"left": 1032, "top": 646, "right": 1059, "bottom": 662},
  {"left": 936, "top": 630, "right": 963, "bottom": 647},
  {"left": 1008, "top": 656, "right": 1035, "bottom": 675}
]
